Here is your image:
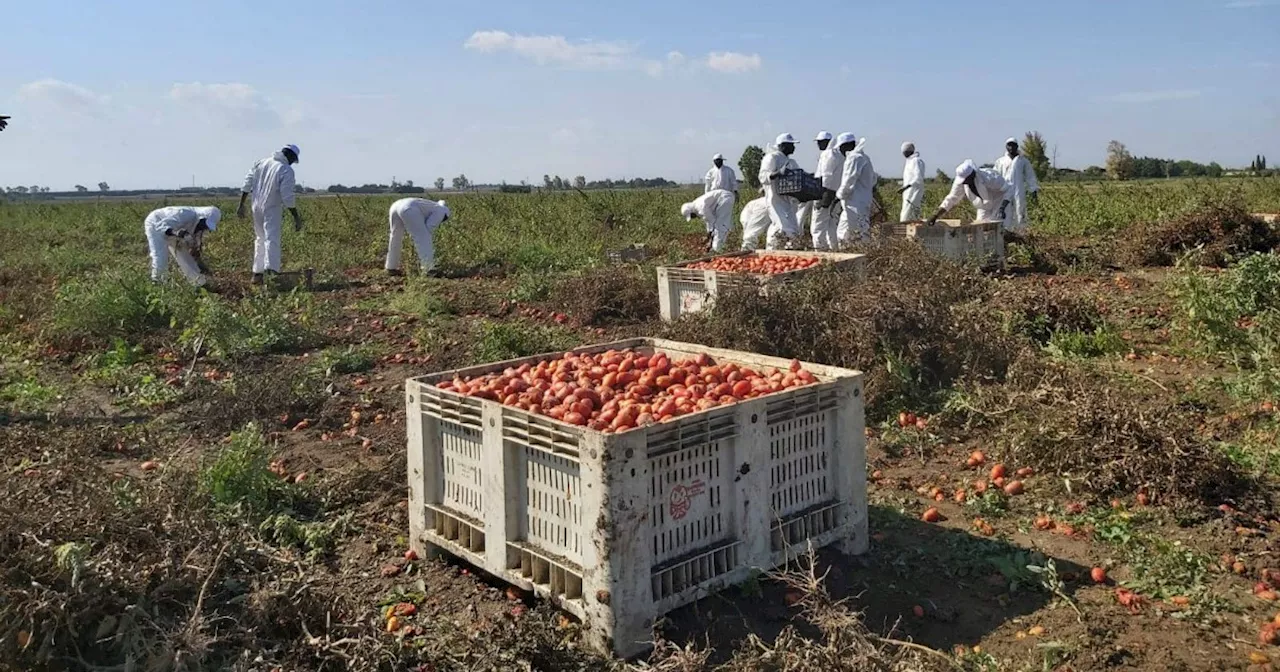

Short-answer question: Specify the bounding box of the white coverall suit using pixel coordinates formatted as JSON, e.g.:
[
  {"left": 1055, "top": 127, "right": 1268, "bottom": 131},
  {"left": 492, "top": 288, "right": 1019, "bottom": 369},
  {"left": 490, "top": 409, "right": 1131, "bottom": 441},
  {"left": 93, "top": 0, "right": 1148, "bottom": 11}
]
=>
[
  {"left": 759, "top": 150, "right": 801, "bottom": 250},
  {"left": 144, "top": 206, "right": 220, "bottom": 286},
  {"left": 241, "top": 150, "right": 297, "bottom": 274},
  {"left": 939, "top": 167, "right": 1014, "bottom": 228},
  {"left": 739, "top": 197, "right": 771, "bottom": 251},
  {"left": 683, "top": 189, "right": 736, "bottom": 253},
  {"left": 993, "top": 154, "right": 1039, "bottom": 233},
  {"left": 386, "top": 198, "right": 451, "bottom": 272},
  {"left": 836, "top": 148, "right": 876, "bottom": 244},
  {"left": 900, "top": 153, "right": 926, "bottom": 221},
  {"left": 703, "top": 164, "right": 737, "bottom": 193},
  {"left": 811, "top": 147, "right": 845, "bottom": 250}
]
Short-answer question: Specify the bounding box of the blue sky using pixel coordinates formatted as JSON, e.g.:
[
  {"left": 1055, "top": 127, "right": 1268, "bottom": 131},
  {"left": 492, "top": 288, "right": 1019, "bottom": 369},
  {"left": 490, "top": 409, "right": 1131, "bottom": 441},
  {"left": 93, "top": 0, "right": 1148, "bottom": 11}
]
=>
[{"left": 1, "top": 0, "right": 1277, "bottom": 190}]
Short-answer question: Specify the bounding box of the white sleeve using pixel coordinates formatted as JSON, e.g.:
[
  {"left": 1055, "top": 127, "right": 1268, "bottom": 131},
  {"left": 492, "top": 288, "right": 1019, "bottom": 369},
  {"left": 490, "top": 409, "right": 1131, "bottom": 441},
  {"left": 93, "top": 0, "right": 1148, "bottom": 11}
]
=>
[
  {"left": 837, "top": 159, "right": 855, "bottom": 200},
  {"left": 757, "top": 154, "right": 776, "bottom": 186},
  {"left": 279, "top": 166, "right": 297, "bottom": 208},
  {"left": 1024, "top": 160, "right": 1040, "bottom": 192},
  {"left": 704, "top": 169, "right": 714, "bottom": 193},
  {"left": 241, "top": 160, "right": 259, "bottom": 194},
  {"left": 938, "top": 178, "right": 967, "bottom": 212},
  {"left": 727, "top": 169, "right": 737, "bottom": 191},
  {"left": 909, "top": 159, "right": 924, "bottom": 187}
]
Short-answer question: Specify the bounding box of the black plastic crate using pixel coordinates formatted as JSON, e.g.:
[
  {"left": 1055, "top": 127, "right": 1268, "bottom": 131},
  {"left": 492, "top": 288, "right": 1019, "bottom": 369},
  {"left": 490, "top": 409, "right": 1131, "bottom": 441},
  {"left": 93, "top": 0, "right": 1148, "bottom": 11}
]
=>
[{"left": 774, "top": 170, "right": 824, "bottom": 202}]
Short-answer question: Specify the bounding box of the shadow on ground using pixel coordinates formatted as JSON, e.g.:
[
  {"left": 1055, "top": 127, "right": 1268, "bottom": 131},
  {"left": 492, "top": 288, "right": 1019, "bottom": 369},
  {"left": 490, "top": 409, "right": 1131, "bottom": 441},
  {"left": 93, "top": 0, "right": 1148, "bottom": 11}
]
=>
[{"left": 661, "top": 505, "right": 1090, "bottom": 662}]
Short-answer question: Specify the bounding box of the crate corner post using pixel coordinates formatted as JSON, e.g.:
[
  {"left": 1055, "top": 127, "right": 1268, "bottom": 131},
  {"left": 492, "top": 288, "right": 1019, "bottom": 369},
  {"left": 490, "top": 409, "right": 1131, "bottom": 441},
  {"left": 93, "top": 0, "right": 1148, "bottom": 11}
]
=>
[
  {"left": 833, "top": 374, "right": 869, "bottom": 557},
  {"left": 405, "top": 380, "right": 437, "bottom": 559},
  {"left": 579, "top": 429, "right": 654, "bottom": 659}
]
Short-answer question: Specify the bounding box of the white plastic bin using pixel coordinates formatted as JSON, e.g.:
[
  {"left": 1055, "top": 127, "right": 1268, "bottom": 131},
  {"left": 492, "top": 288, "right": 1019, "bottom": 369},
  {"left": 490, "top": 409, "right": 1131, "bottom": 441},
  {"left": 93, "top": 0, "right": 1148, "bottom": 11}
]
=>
[
  {"left": 656, "top": 250, "right": 866, "bottom": 321},
  {"left": 883, "top": 219, "right": 1005, "bottom": 268},
  {"left": 405, "top": 338, "right": 867, "bottom": 658}
]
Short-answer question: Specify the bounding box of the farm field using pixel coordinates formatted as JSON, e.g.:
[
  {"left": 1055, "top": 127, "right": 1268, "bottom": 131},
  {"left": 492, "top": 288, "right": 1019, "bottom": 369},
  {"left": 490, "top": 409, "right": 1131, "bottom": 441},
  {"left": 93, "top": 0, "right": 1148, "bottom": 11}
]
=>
[{"left": 3, "top": 177, "right": 1280, "bottom": 671}]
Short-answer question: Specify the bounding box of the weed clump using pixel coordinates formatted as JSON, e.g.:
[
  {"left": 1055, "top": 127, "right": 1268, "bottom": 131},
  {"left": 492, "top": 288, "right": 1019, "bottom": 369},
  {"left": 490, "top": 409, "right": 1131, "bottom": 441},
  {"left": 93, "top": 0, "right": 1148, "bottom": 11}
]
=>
[
  {"left": 550, "top": 266, "right": 658, "bottom": 327},
  {"left": 665, "top": 241, "right": 1020, "bottom": 418},
  {"left": 1113, "top": 203, "right": 1277, "bottom": 268},
  {"left": 49, "top": 270, "right": 199, "bottom": 345},
  {"left": 964, "top": 357, "right": 1259, "bottom": 509}
]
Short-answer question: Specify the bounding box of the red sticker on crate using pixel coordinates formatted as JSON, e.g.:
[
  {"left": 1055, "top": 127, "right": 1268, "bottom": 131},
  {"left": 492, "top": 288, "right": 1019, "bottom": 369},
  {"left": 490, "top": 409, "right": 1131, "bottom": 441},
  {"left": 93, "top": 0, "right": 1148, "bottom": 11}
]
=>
[{"left": 668, "top": 479, "right": 706, "bottom": 521}]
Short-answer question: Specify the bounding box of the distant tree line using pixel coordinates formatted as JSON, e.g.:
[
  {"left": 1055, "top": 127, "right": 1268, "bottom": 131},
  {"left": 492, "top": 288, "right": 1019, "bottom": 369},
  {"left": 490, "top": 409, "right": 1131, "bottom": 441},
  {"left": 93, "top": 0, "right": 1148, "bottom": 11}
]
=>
[{"left": 1105, "top": 140, "right": 1228, "bottom": 180}]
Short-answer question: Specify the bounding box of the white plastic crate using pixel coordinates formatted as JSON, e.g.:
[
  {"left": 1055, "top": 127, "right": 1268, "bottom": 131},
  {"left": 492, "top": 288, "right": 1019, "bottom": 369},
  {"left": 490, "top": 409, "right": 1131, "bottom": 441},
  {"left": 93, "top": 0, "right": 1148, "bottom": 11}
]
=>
[
  {"left": 883, "top": 219, "right": 1005, "bottom": 269},
  {"left": 656, "top": 250, "right": 865, "bottom": 321},
  {"left": 405, "top": 338, "right": 866, "bottom": 659}
]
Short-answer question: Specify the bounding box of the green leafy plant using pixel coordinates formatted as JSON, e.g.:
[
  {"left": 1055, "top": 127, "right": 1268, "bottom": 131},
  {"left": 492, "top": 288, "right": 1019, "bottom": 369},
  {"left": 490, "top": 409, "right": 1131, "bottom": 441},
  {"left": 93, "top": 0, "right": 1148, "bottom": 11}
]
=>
[{"left": 198, "top": 422, "right": 297, "bottom": 522}]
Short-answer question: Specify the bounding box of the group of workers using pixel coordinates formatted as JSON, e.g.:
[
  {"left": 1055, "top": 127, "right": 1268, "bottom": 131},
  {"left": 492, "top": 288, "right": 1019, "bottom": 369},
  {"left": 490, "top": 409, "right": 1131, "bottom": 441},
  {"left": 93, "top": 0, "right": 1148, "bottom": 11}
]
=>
[
  {"left": 145, "top": 143, "right": 450, "bottom": 287},
  {"left": 682, "top": 134, "right": 1040, "bottom": 253},
  {"left": 145, "top": 135, "right": 1042, "bottom": 286}
]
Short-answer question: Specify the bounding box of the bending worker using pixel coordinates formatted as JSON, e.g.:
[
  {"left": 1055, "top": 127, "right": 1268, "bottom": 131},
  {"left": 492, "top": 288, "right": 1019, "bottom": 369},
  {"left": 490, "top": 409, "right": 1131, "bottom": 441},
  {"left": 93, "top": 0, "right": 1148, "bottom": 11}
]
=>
[
  {"left": 739, "top": 189, "right": 770, "bottom": 252},
  {"left": 238, "top": 144, "right": 303, "bottom": 285},
  {"left": 993, "top": 138, "right": 1040, "bottom": 233},
  {"left": 145, "top": 206, "right": 220, "bottom": 286},
  {"left": 928, "top": 160, "right": 1012, "bottom": 228},
  {"left": 703, "top": 154, "right": 737, "bottom": 193},
  {"left": 836, "top": 133, "right": 877, "bottom": 244},
  {"left": 759, "top": 133, "right": 802, "bottom": 250},
  {"left": 386, "top": 197, "right": 451, "bottom": 276},
  {"left": 899, "top": 142, "right": 925, "bottom": 221},
  {"left": 681, "top": 187, "right": 736, "bottom": 253}
]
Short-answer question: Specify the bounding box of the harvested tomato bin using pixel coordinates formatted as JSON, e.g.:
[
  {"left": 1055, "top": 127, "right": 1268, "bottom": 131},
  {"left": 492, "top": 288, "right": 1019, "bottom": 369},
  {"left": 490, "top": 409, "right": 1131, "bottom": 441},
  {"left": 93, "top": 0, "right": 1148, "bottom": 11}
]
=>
[
  {"left": 405, "top": 338, "right": 867, "bottom": 658},
  {"left": 657, "top": 250, "right": 864, "bottom": 321}
]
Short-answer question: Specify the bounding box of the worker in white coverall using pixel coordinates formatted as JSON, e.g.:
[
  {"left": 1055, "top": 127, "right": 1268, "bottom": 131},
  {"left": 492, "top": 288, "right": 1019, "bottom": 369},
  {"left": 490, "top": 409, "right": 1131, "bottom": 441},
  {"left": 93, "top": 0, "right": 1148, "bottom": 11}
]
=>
[
  {"left": 898, "top": 142, "right": 926, "bottom": 221},
  {"left": 144, "top": 206, "right": 221, "bottom": 286},
  {"left": 386, "top": 198, "right": 452, "bottom": 276},
  {"left": 739, "top": 190, "right": 771, "bottom": 251},
  {"left": 812, "top": 132, "right": 845, "bottom": 250},
  {"left": 681, "top": 189, "right": 736, "bottom": 253},
  {"left": 796, "top": 131, "right": 831, "bottom": 241},
  {"left": 237, "top": 144, "right": 303, "bottom": 284},
  {"left": 927, "top": 160, "right": 1012, "bottom": 228},
  {"left": 759, "top": 133, "right": 802, "bottom": 250},
  {"left": 704, "top": 154, "right": 738, "bottom": 193},
  {"left": 835, "top": 133, "right": 877, "bottom": 245},
  {"left": 993, "top": 138, "right": 1040, "bottom": 234}
]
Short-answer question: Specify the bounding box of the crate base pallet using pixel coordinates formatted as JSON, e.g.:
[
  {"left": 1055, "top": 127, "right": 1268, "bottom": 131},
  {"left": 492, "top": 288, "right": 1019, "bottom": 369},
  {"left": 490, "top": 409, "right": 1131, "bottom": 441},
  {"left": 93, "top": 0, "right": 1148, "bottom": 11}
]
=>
[
  {"left": 657, "top": 250, "right": 865, "bottom": 321},
  {"left": 880, "top": 220, "right": 1005, "bottom": 269},
  {"left": 406, "top": 338, "right": 867, "bottom": 659}
]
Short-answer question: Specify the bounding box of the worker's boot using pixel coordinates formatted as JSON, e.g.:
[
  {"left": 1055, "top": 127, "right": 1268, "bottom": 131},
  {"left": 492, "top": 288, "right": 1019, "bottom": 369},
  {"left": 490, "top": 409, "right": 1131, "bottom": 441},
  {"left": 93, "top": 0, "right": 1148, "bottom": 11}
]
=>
[
  {"left": 387, "top": 268, "right": 403, "bottom": 277},
  {"left": 251, "top": 273, "right": 264, "bottom": 286}
]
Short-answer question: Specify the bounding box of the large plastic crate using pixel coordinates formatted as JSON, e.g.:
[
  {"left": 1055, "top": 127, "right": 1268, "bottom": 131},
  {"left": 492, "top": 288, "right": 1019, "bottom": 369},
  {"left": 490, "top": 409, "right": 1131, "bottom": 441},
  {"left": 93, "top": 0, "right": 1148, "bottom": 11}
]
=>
[
  {"left": 405, "top": 338, "right": 866, "bottom": 659},
  {"left": 656, "top": 250, "right": 865, "bottom": 321},
  {"left": 774, "top": 170, "right": 824, "bottom": 202},
  {"left": 881, "top": 219, "right": 1005, "bottom": 269}
]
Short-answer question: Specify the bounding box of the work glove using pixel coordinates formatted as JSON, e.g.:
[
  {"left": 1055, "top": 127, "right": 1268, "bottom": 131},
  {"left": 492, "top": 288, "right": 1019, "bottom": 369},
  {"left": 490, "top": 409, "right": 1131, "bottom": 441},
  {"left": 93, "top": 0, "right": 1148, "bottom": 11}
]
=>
[
  {"left": 998, "top": 206, "right": 1008, "bottom": 221},
  {"left": 1030, "top": 192, "right": 1039, "bottom": 205},
  {"left": 235, "top": 204, "right": 246, "bottom": 219},
  {"left": 292, "top": 212, "right": 304, "bottom": 232}
]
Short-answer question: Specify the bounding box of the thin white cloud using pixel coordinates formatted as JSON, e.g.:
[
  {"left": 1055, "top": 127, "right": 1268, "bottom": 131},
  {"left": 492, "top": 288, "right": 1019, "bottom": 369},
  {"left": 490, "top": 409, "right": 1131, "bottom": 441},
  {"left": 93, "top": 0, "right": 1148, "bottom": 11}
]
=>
[
  {"left": 168, "top": 82, "right": 284, "bottom": 128},
  {"left": 464, "top": 30, "right": 641, "bottom": 71},
  {"left": 667, "top": 51, "right": 686, "bottom": 65},
  {"left": 1223, "top": 0, "right": 1278, "bottom": 8},
  {"left": 1097, "top": 89, "right": 1202, "bottom": 103},
  {"left": 16, "top": 79, "right": 108, "bottom": 111},
  {"left": 706, "top": 51, "right": 762, "bottom": 74}
]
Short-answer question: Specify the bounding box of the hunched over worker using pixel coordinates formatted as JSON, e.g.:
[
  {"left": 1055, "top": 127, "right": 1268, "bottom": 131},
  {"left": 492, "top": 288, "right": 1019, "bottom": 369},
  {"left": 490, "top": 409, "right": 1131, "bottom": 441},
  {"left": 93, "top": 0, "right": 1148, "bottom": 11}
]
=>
[
  {"left": 144, "top": 206, "right": 220, "bottom": 287},
  {"left": 386, "top": 198, "right": 452, "bottom": 276}
]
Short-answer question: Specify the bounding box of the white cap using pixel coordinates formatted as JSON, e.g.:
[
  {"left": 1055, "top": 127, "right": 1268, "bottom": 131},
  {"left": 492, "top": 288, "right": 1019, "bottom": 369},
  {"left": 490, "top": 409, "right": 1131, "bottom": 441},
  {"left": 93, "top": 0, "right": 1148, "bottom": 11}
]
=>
[
  {"left": 194, "top": 206, "right": 221, "bottom": 232},
  {"left": 437, "top": 199, "right": 447, "bottom": 208},
  {"left": 712, "top": 153, "right": 724, "bottom": 161},
  {"left": 680, "top": 203, "right": 697, "bottom": 220},
  {"left": 901, "top": 141, "right": 915, "bottom": 153},
  {"left": 284, "top": 143, "right": 300, "bottom": 161},
  {"left": 1005, "top": 137, "right": 1018, "bottom": 145},
  {"left": 814, "top": 131, "right": 832, "bottom": 141},
  {"left": 955, "top": 159, "right": 976, "bottom": 179},
  {"left": 836, "top": 132, "right": 856, "bottom": 146},
  {"left": 774, "top": 133, "right": 797, "bottom": 145}
]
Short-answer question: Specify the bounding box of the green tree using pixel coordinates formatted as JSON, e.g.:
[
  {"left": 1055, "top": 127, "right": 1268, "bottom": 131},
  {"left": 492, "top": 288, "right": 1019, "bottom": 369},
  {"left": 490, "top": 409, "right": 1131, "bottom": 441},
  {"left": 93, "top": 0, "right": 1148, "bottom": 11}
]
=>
[
  {"left": 1105, "top": 140, "right": 1134, "bottom": 181},
  {"left": 74, "top": 184, "right": 88, "bottom": 192},
  {"left": 573, "top": 175, "right": 586, "bottom": 189},
  {"left": 434, "top": 177, "right": 444, "bottom": 190},
  {"left": 1022, "top": 131, "right": 1051, "bottom": 181},
  {"left": 739, "top": 145, "right": 764, "bottom": 190},
  {"left": 451, "top": 174, "right": 469, "bottom": 190}
]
